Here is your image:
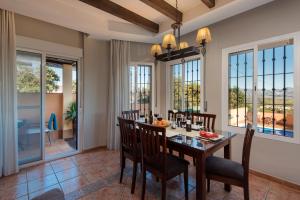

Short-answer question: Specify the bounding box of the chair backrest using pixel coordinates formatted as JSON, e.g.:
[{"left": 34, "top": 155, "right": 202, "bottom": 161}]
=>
[
  {"left": 191, "top": 113, "right": 216, "bottom": 131},
  {"left": 121, "top": 110, "right": 140, "bottom": 120},
  {"left": 167, "top": 110, "right": 174, "bottom": 120},
  {"left": 242, "top": 124, "right": 255, "bottom": 176},
  {"left": 118, "top": 117, "right": 138, "bottom": 155},
  {"left": 137, "top": 122, "right": 167, "bottom": 172},
  {"left": 168, "top": 110, "right": 188, "bottom": 120}
]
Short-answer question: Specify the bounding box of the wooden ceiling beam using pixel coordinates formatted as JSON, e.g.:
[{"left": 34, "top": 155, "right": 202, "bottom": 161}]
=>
[
  {"left": 201, "top": 0, "right": 215, "bottom": 8},
  {"left": 140, "top": 0, "right": 182, "bottom": 22},
  {"left": 80, "top": 0, "right": 159, "bottom": 33}
]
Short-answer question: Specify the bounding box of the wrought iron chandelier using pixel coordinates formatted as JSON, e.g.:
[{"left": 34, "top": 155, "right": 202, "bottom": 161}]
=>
[{"left": 150, "top": 0, "right": 212, "bottom": 62}]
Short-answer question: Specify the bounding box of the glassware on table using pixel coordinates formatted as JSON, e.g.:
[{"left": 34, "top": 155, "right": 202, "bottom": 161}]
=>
[
  {"left": 180, "top": 121, "right": 186, "bottom": 128},
  {"left": 139, "top": 114, "right": 145, "bottom": 122},
  {"left": 171, "top": 120, "right": 177, "bottom": 129},
  {"left": 157, "top": 114, "right": 163, "bottom": 121}
]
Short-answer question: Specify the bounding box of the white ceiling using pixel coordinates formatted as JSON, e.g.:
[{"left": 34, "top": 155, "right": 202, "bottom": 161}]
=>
[{"left": 0, "top": 0, "right": 274, "bottom": 43}]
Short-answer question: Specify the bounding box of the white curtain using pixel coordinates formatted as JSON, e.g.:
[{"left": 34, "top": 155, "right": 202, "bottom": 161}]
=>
[
  {"left": 107, "top": 40, "right": 130, "bottom": 150},
  {"left": 0, "top": 9, "right": 18, "bottom": 177}
]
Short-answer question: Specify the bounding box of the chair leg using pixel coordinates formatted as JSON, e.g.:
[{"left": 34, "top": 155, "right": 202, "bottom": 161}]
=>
[
  {"left": 244, "top": 183, "right": 249, "bottom": 200},
  {"left": 119, "top": 154, "right": 125, "bottom": 183},
  {"left": 161, "top": 179, "right": 167, "bottom": 200},
  {"left": 47, "top": 132, "right": 51, "bottom": 144},
  {"left": 141, "top": 167, "right": 146, "bottom": 200},
  {"left": 207, "top": 179, "right": 210, "bottom": 193},
  {"left": 184, "top": 168, "right": 189, "bottom": 200},
  {"left": 131, "top": 161, "right": 138, "bottom": 194},
  {"left": 193, "top": 157, "right": 196, "bottom": 166},
  {"left": 169, "top": 148, "right": 173, "bottom": 155},
  {"left": 179, "top": 151, "right": 184, "bottom": 159}
]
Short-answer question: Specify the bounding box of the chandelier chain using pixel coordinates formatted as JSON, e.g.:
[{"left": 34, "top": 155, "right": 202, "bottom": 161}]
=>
[{"left": 175, "top": 0, "right": 178, "bottom": 23}]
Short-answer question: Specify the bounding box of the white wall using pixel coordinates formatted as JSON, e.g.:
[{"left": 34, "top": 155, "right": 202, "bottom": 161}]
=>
[
  {"left": 82, "top": 37, "right": 110, "bottom": 149},
  {"left": 161, "top": 0, "right": 300, "bottom": 185},
  {"left": 15, "top": 14, "right": 111, "bottom": 150},
  {"left": 15, "top": 14, "right": 83, "bottom": 48}
]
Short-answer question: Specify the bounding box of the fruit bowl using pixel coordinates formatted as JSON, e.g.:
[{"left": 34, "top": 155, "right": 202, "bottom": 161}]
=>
[{"left": 153, "top": 119, "right": 170, "bottom": 127}]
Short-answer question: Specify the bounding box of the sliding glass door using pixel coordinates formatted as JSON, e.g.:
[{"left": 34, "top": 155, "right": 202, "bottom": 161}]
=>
[
  {"left": 16, "top": 49, "right": 81, "bottom": 165},
  {"left": 17, "top": 50, "right": 43, "bottom": 165}
]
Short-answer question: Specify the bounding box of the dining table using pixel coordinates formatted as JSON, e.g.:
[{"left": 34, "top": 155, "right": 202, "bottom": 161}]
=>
[
  {"left": 164, "top": 127, "right": 236, "bottom": 200},
  {"left": 127, "top": 119, "right": 237, "bottom": 200}
]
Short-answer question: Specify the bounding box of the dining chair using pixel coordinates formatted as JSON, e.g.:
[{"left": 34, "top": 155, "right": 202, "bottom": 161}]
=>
[
  {"left": 167, "top": 110, "right": 189, "bottom": 120},
  {"left": 137, "top": 122, "right": 189, "bottom": 200},
  {"left": 168, "top": 110, "right": 188, "bottom": 158},
  {"left": 189, "top": 113, "right": 216, "bottom": 165},
  {"left": 191, "top": 113, "right": 216, "bottom": 131},
  {"left": 118, "top": 117, "right": 141, "bottom": 194},
  {"left": 205, "top": 124, "right": 255, "bottom": 200},
  {"left": 121, "top": 110, "right": 140, "bottom": 120}
]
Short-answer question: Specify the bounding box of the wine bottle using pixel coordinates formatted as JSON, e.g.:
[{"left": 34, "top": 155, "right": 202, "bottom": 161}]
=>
[
  {"left": 186, "top": 112, "right": 192, "bottom": 132},
  {"left": 149, "top": 110, "right": 153, "bottom": 124}
]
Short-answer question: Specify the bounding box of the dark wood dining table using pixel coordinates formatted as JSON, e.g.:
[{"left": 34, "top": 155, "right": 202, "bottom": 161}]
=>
[
  {"left": 126, "top": 121, "right": 237, "bottom": 200},
  {"left": 165, "top": 128, "right": 236, "bottom": 200}
]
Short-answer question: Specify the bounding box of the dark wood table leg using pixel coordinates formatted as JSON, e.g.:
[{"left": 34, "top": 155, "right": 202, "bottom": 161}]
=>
[
  {"left": 224, "top": 141, "right": 232, "bottom": 192},
  {"left": 196, "top": 153, "right": 206, "bottom": 200}
]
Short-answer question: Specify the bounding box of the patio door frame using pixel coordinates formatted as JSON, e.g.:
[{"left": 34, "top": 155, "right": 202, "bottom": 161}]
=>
[{"left": 16, "top": 36, "right": 83, "bottom": 167}]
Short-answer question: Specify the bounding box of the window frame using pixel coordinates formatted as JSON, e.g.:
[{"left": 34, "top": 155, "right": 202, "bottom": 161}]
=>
[
  {"left": 222, "top": 32, "right": 300, "bottom": 144},
  {"left": 129, "top": 62, "right": 155, "bottom": 115},
  {"left": 165, "top": 55, "right": 204, "bottom": 115}
]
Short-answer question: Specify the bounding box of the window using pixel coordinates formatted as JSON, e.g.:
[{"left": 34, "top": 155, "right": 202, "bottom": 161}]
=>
[
  {"left": 170, "top": 58, "right": 201, "bottom": 113},
  {"left": 171, "top": 63, "right": 183, "bottom": 110},
  {"left": 129, "top": 64, "right": 152, "bottom": 115},
  {"left": 228, "top": 50, "right": 253, "bottom": 127},
  {"left": 257, "top": 42, "right": 294, "bottom": 137},
  {"left": 223, "top": 33, "right": 299, "bottom": 143}
]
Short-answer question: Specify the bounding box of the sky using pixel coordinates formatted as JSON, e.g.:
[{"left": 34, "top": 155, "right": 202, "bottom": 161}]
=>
[{"left": 229, "top": 45, "right": 294, "bottom": 90}]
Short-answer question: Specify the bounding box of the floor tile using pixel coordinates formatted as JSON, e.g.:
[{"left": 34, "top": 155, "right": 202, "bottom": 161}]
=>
[
  {"left": 26, "top": 163, "right": 54, "bottom": 181},
  {"left": 28, "top": 184, "right": 62, "bottom": 200},
  {"left": 0, "top": 171, "right": 27, "bottom": 189},
  {"left": 51, "top": 160, "right": 77, "bottom": 173},
  {"left": 1, "top": 149, "right": 300, "bottom": 200},
  {"left": 56, "top": 167, "right": 82, "bottom": 183},
  {"left": 60, "top": 175, "right": 89, "bottom": 194},
  {"left": 28, "top": 174, "right": 58, "bottom": 193},
  {"left": 17, "top": 195, "right": 29, "bottom": 200},
  {"left": 0, "top": 182, "right": 28, "bottom": 200}
]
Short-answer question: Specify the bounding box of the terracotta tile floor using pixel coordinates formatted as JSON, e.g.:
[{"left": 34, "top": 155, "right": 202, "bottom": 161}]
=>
[
  {"left": 45, "top": 139, "right": 76, "bottom": 160},
  {"left": 1, "top": 149, "right": 299, "bottom": 200}
]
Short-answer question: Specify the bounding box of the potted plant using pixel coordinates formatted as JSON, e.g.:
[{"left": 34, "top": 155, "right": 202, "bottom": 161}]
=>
[{"left": 65, "top": 101, "right": 77, "bottom": 136}]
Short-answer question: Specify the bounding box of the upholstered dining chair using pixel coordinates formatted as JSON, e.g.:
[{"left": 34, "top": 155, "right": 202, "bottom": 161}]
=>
[
  {"left": 136, "top": 122, "right": 189, "bottom": 200},
  {"left": 205, "top": 124, "right": 255, "bottom": 200},
  {"left": 121, "top": 110, "right": 140, "bottom": 120},
  {"left": 118, "top": 117, "right": 141, "bottom": 194}
]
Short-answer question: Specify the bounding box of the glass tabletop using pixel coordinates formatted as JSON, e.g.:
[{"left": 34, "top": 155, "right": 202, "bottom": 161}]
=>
[{"left": 166, "top": 128, "right": 236, "bottom": 151}]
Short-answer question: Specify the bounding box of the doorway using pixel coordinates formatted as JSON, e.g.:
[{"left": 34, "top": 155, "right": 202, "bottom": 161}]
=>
[
  {"left": 16, "top": 50, "right": 80, "bottom": 165},
  {"left": 44, "top": 57, "right": 78, "bottom": 160}
]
